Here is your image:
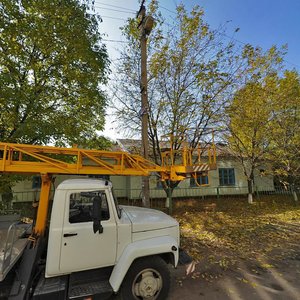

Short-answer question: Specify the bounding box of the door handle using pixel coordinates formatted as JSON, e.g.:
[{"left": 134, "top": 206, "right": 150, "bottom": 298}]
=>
[{"left": 63, "top": 233, "right": 78, "bottom": 237}]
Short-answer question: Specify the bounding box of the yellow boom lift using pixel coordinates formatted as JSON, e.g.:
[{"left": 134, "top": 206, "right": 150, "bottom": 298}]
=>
[{"left": 0, "top": 141, "right": 216, "bottom": 237}]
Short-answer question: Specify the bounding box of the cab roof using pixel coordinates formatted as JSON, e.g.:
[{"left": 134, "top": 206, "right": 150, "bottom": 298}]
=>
[{"left": 57, "top": 178, "right": 112, "bottom": 190}]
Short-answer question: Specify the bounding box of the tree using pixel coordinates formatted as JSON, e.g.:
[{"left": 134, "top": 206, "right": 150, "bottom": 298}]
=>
[
  {"left": 0, "top": 0, "right": 110, "bottom": 207},
  {"left": 225, "top": 45, "right": 286, "bottom": 203},
  {"left": 112, "top": 1, "right": 240, "bottom": 207},
  {"left": 226, "top": 78, "right": 276, "bottom": 203},
  {"left": 270, "top": 70, "right": 300, "bottom": 201},
  {"left": 0, "top": 0, "right": 110, "bottom": 147}
]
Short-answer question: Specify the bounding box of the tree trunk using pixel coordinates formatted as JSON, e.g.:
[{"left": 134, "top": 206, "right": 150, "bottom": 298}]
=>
[
  {"left": 164, "top": 186, "right": 174, "bottom": 215},
  {"left": 142, "top": 176, "right": 150, "bottom": 208},
  {"left": 162, "top": 180, "right": 179, "bottom": 214},
  {"left": 247, "top": 178, "right": 254, "bottom": 204},
  {"left": 291, "top": 184, "right": 298, "bottom": 203},
  {"left": 292, "top": 191, "right": 298, "bottom": 202}
]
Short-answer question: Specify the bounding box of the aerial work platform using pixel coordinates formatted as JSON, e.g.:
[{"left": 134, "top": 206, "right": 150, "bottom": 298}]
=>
[{"left": 0, "top": 142, "right": 216, "bottom": 181}]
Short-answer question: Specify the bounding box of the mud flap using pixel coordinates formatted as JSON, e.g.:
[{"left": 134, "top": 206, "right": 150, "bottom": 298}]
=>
[
  {"left": 178, "top": 248, "right": 192, "bottom": 265},
  {"left": 178, "top": 248, "right": 196, "bottom": 275}
]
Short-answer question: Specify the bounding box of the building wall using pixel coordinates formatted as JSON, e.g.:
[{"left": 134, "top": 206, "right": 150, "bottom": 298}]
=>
[
  {"left": 113, "top": 158, "right": 274, "bottom": 199},
  {"left": 10, "top": 158, "right": 274, "bottom": 202},
  {"left": 12, "top": 175, "right": 88, "bottom": 203},
  {"left": 12, "top": 178, "right": 39, "bottom": 202}
]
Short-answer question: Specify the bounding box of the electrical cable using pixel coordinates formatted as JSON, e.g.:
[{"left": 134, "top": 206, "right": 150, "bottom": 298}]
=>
[
  {"left": 100, "top": 15, "right": 127, "bottom": 21},
  {"left": 102, "top": 38, "right": 128, "bottom": 43},
  {"left": 93, "top": 3, "right": 300, "bottom": 70},
  {"left": 94, "top": 5, "right": 135, "bottom": 15},
  {"left": 93, "top": 1, "right": 136, "bottom": 12}
]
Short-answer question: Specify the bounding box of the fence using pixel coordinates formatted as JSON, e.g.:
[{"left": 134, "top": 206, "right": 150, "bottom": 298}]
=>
[
  {"left": 113, "top": 185, "right": 299, "bottom": 208},
  {"left": 113, "top": 185, "right": 299, "bottom": 199},
  {"left": 2, "top": 185, "right": 298, "bottom": 206}
]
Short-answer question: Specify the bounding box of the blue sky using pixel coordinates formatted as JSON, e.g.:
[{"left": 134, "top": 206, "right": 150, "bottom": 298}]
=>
[
  {"left": 94, "top": 0, "right": 300, "bottom": 138},
  {"left": 96, "top": 0, "right": 300, "bottom": 70},
  {"left": 196, "top": 0, "right": 300, "bottom": 71}
]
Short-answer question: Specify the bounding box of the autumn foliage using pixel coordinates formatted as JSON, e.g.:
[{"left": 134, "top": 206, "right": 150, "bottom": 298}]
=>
[{"left": 174, "top": 196, "right": 300, "bottom": 267}]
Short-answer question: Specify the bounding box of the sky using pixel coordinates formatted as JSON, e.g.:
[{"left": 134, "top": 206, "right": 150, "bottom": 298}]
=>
[{"left": 94, "top": 0, "right": 300, "bottom": 140}]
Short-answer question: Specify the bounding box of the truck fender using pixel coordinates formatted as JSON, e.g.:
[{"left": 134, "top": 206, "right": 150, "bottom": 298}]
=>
[{"left": 109, "top": 235, "right": 178, "bottom": 292}]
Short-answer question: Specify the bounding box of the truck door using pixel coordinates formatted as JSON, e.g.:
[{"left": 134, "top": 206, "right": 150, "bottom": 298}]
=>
[{"left": 59, "top": 189, "right": 117, "bottom": 273}]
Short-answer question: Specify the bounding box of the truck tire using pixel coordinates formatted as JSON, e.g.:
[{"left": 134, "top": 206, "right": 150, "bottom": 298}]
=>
[{"left": 120, "top": 256, "right": 170, "bottom": 300}]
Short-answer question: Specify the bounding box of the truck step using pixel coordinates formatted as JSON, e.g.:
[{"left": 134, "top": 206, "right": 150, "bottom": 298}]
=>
[
  {"left": 68, "top": 267, "right": 113, "bottom": 300},
  {"left": 33, "top": 275, "right": 68, "bottom": 300},
  {"left": 68, "top": 280, "right": 113, "bottom": 299}
]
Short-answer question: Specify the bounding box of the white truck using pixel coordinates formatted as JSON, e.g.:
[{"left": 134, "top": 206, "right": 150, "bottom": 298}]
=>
[
  {"left": 1, "top": 178, "right": 179, "bottom": 299},
  {"left": 0, "top": 142, "right": 215, "bottom": 299}
]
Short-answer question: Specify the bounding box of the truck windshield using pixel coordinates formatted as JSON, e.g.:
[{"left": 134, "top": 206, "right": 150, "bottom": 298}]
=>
[{"left": 111, "top": 188, "right": 121, "bottom": 219}]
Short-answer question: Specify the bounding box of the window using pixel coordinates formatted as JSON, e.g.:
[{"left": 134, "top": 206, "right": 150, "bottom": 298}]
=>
[
  {"left": 69, "top": 190, "right": 109, "bottom": 224},
  {"left": 156, "top": 179, "right": 173, "bottom": 189},
  {"left": 156, "top": 179, "right": 164, "bottom": 189},
  {"left": 190, "top": 175, "right": 208, "bottom": 187},
  {"left": 32, "top": 176, "right": 41, "bottom": 189},
  {"left": 219, "top": 168, "right": 235, "bottom": 186}
]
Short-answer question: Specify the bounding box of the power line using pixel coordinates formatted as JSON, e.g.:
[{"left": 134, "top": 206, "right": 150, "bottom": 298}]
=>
[
  {"left": 93, "top": 1, "right": 136, "bottom": 13},
  {"left": 220, "top": 33, "right": 300, "bottom": 70},
  {"left": 94, "top": 5, "right": 135, "bottom": 15},
  {"left": 155, "top": 5, "right": 300, "bottom": 70},
  {"left": 102, "top": 38, "right": 128, "bottom": 43},
  {"left": 101, "top": 15, "right": 127, "bottom": 21},
  {"left": 95, "top": 4, "right": 300, "bottom": 70},
  {"left": 159, "top": 5, "right": 176, "bottom": 15}
]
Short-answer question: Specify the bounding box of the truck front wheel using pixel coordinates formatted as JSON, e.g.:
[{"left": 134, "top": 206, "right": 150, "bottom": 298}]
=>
[{"left": 120, "top": 256, "right": 171, "bottom": 300}]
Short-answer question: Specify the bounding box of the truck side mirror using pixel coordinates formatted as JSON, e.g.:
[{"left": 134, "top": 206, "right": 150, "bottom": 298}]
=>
[{"left": 92, "top": 196, "right": 103, "bottom": 234}]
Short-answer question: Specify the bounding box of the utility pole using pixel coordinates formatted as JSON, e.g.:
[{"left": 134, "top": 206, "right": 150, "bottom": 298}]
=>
[{"left": 137, "top": 1, "right": 154, "bottom": 208}]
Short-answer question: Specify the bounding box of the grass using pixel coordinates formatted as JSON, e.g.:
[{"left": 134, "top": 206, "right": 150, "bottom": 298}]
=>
[{"left": 173, "top": 195, "right": 300, "bottom": 266}]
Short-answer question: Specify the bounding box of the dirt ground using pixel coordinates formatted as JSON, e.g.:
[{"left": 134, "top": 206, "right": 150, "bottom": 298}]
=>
[{"left": 169, "top": 247, "right": 300, "bottom": 300}]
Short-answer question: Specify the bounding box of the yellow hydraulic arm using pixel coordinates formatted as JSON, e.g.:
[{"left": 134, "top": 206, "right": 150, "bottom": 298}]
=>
[
  {"left": 0, "top": 142, "right": 165, "bottom": 176},
  {"left": 0, "top": 142, "right": 216, "bottom": 236}
]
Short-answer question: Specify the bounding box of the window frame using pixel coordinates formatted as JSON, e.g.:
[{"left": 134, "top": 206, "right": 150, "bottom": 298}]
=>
[
  {"left": 68, "top": 190, "right": 110, "bottom": 224},
  {"left": 190, "top": 175, "right": 209, "bottom": 187},
  {"left": 219, "top": 168, "right": 236, "bottom": 186}
]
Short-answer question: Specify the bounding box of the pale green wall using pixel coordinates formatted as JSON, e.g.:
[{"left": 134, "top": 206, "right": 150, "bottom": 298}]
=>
[{"left": 11, "top": 158, "right": 274, "bottom": 202}]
